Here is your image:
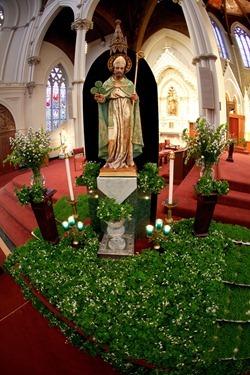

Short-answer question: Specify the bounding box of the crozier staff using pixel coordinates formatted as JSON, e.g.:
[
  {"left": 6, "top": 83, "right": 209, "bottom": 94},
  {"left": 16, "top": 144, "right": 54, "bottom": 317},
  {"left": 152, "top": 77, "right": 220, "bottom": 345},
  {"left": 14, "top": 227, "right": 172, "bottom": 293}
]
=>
[{"left": 94, "top": 55, "right": 144, "bottom": 169}]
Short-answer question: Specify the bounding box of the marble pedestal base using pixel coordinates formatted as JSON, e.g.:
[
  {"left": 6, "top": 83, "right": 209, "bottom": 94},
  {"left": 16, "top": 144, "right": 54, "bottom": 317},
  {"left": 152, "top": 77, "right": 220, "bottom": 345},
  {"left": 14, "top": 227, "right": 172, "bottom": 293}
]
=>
[{"left": 98, "top": 233, "right": 134, "bottom": 259}]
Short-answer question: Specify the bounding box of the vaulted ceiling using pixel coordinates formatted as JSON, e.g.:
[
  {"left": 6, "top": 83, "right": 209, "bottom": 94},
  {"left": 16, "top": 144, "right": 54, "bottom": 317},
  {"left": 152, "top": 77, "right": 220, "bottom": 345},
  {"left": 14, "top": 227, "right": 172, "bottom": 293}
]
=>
[{"left": 44, "top": 0, "right": 250, "bottom": 63}]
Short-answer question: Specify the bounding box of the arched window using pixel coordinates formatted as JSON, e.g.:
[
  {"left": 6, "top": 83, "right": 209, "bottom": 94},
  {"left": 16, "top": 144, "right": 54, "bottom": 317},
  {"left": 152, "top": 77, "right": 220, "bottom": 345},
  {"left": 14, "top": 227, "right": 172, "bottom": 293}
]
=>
[
  {"left": 210, "top": 18, "right": 229, "bottom": 59},
  {"left": 46, "top": 64, "right": 67, "bottom": 132},
  {"left": 234, "top": 26, "right": 250, "bottom": 68},
  {"left": 0, "top": 5, "right": 4, "bottom": 28}
]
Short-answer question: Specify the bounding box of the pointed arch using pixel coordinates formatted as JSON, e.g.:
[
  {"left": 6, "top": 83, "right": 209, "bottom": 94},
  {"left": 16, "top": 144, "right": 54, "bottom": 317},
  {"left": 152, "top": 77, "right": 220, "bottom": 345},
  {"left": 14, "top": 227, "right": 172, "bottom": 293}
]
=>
[
  {"left": 46, "top": 64, "right": 68, "bottom": 132},
  {"left": 233, "top": 23, "right": 250, "bottom": 68}
]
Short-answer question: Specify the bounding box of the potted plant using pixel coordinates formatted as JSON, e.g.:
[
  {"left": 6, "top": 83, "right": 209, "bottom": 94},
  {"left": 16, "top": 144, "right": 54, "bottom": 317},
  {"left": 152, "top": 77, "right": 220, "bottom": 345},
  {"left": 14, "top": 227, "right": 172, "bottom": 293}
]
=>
[
  {"left": 4, "top": 127, "right": 51, "bottom": 185},
  {"left": 194, "top": 176, "right": 230, "bottom": 197},
  {"left": 14, "top": 184, "right": 47, "bottom": 206},
  {"left": 4, "top": 127, "right": 59, "bottom": 244},
  {"left": 76, "top": 161, "right": 101, "bottom": 233},
  {"left": 182, "top": 117, "right": 229, "bottom": 178},
  {"left": 75, "top": 161, "right": 101, "bottom": 190},
  {"left": 96, "top": 196, "right": 133, "bottom": 224},
  {"left": 97, "top": 196, "right": 134, "bottom": 250},
  {"left": 137, "top": 162, "right": 166, "bottom": 231},
  {"left": 137, "top": 162, "right": 166, "bottom": 195},
  {"left": 193, "top": 176, "right": 230, "bottom": 237},
  {"left": 182, "top": 117, "right": 231, "bottom": 237}
]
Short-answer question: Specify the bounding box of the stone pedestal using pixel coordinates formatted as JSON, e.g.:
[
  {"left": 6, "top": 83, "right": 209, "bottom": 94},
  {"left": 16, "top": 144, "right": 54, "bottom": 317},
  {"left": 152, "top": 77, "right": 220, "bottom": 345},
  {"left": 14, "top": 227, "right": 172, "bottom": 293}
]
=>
[
  {"left": 98, "top": 233, "right": 134, "bottom": 259},
  {"left": 97, "top": 171, "right": 137, "bottom": 204},
  {"left": 97, "top": 171, "right": 137, "bottom": 258}
]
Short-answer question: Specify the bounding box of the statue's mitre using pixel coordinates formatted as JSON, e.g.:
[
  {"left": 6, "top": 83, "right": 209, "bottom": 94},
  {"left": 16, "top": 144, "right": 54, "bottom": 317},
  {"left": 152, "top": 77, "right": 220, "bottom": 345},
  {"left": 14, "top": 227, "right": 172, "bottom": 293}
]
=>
[
  {"left": 109, "top": 19, "right": 127, "bottom": 55},
  {"left": 108, "top": 19, "right": 132, "bottom": 73}
]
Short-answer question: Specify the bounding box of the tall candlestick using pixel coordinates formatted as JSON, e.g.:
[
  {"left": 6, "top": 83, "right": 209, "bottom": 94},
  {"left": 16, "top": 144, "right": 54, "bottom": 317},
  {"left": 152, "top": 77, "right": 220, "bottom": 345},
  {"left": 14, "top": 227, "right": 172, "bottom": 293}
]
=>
[
  {"left": 168, "top": 151, "right": 175, "bottom": 205},
  {"left": 65, "top": 155, "right": 75, "bottom": 201}
]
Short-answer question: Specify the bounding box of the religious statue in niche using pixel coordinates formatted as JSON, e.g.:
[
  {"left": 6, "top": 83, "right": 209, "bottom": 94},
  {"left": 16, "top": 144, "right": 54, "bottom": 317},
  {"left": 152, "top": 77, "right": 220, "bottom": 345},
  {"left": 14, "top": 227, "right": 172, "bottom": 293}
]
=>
[
  {"left": 92, "top": 20, "right": 144, "bottom": 169},
  {"left": 167, "top": 86, "right": 178, "bottom": 116}
]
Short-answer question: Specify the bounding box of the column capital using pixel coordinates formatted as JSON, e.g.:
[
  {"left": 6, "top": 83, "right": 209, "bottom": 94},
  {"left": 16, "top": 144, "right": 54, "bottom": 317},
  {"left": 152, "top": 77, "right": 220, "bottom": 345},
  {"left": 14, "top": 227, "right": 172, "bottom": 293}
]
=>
[
  {"left": 192, "top": 53, "right": 217, "bottom": 65},
  {"left": 71, "top": 18, "right": 93, "bottom": 31},
  {"left": 27, "top": 56, "right": 40, "bottom": 65}
]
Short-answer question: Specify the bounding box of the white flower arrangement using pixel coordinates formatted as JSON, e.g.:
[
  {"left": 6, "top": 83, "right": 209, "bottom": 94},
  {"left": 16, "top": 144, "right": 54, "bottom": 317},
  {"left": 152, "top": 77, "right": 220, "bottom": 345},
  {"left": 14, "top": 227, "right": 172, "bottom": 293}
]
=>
[{"left": 4, "top": 127, "right": 51, "bottom": 175}]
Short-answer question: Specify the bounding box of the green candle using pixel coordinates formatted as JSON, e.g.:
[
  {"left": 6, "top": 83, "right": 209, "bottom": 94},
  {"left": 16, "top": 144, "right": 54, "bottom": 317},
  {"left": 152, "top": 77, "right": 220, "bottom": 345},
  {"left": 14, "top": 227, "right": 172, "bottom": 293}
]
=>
[
  {"left": 77, "top": 221, "right": 84, "bottom": 231},
  {"left": 68, "top": 215, "right": 75, "bottom": 226},
  {"left": 62, "top": 221, "right": 69, "bottom": 230},
  {"left": 163, "top": 225, "right": 171, "bottom": 235},
  {"left": 146, "top": 224, "right": 154, "bottom": 235}
]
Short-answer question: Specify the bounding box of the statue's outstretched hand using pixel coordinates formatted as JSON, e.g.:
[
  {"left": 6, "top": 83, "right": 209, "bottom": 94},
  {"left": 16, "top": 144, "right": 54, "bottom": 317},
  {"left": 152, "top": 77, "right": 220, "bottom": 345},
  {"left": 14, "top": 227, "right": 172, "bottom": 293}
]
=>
[{"left": 94, "top": 93, "right": 105, "bottom": 103}]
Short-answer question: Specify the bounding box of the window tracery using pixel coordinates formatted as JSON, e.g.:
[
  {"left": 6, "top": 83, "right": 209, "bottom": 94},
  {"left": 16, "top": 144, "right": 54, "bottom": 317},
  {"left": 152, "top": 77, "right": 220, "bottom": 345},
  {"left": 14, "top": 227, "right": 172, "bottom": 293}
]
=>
[
  {"left": 46, "top": 64, "right": 67, "bottom": 132},
  {"left": 0, "top": 5, "right": 4, "bottom": 28},
  {"left": 234, "top": 26, "right": 250, "bottom": 68},
  {"left": 210, "top": 18, "right": 229, "bottom": 60}
]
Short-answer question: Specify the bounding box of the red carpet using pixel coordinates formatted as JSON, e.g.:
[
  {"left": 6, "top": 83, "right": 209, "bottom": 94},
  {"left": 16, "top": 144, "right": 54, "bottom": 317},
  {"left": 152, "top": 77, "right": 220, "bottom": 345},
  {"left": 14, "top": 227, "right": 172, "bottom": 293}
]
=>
[
  {"left": 0, "top": 154, "right": 250, "bottom": 375},
  {"left": 0, "top": 159, "right": 120, "bottom": 375},
  {"left": 0, "top": 158, "right": 87, "bottom": 246},
  {"left": 171, "top": 152, "right": 250, "bottom": 229},
  {"left": 0, "top": 273, "right": 120, "bottom": 375}
]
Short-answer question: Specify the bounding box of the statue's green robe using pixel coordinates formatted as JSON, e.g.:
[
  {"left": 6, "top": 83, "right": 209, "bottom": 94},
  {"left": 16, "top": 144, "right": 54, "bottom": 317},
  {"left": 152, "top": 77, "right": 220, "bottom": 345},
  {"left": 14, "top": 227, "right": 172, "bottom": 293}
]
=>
[{"left": 98, "top": 76, "right": 144, "bottom": 169}]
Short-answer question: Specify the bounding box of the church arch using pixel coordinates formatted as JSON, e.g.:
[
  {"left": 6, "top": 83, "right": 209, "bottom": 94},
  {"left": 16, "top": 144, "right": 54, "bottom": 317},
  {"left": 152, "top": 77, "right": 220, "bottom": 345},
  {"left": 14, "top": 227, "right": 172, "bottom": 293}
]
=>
[{"left": 0, "top": 104, "right": 16, "bottom": 174}]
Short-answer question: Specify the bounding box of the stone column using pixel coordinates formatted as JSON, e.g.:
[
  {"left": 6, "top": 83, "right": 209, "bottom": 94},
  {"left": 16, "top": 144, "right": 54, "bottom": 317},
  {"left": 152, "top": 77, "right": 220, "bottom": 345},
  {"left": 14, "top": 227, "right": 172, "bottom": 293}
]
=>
[
  {"left": 71, "top": 18, "right": 93, "bottom": 148},
  {"left": 174, "top": 0, "right": 225, "bottom": 126}
]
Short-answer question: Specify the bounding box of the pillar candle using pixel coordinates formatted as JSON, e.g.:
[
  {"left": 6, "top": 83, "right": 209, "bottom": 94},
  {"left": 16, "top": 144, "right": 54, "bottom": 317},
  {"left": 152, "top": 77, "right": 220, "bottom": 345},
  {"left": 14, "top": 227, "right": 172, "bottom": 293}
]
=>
[
  {"left": 146, "top": 224, "right": 154, "bottom": 235},
  {"left": 155, "top": 218, "right": 163, "bottom": 229},
  {"left": 163, "top": 225, "right": 171, "bottom": 235},
  {"left": 65, "top": 156, "right": 75, "bottom": 201},
  {"left": 62, "top": 221, "right": 69, "bottom": 230},
  {"left": 77, "top": 221, "right": 84, "bottom": 231},
  {"left": 168, "top": 152, "right": 175, "bottom": 205},
  {"left": 68, "top": 215, "right": 75, "bottom": 227}
]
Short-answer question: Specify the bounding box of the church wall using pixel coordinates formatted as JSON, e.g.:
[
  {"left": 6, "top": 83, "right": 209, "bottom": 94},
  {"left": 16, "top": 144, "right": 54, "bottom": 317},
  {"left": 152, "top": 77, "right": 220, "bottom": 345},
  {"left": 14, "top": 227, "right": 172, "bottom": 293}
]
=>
[
  {"left": 85, "top": 35, "right": 110, "bottom": 75},
  {"left": 32, "top": 41, "right": 75, "bottom": 156},
  {"left": 142, "top": 29, "right": 198, "bottom": 143}
]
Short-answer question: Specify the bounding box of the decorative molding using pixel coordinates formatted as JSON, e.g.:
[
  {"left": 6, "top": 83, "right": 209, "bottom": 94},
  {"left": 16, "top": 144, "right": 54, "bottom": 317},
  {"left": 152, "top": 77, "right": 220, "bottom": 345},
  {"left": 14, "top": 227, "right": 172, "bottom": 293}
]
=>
[
  {"left": 77, "top": 0, "right": 88, "bottom": 8},
  {"left": 27, "top": 56, "right": 40, "bottom": 66},
  {"left": 0, "top": 82, "right": 26, "bottom": 88},
  {"left": 72, "top": 79, "right": 84, "bottom": 85},
  {"left": 71, "top": 18, "right": 93, "bottom": 31},
  {"left": 26, "top": 81, "right": 36, "bottom": 95},
  {"left": 192, "top": 53, "right": 217, "bottom": 65}
]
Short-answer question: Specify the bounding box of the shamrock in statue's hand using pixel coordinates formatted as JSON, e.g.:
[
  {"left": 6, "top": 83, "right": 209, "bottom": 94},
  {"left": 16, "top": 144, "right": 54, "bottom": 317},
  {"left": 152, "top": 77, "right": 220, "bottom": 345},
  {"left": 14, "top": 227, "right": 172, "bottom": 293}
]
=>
[{"left": 90, "top": 81, "right": 106, "bottom": 95}]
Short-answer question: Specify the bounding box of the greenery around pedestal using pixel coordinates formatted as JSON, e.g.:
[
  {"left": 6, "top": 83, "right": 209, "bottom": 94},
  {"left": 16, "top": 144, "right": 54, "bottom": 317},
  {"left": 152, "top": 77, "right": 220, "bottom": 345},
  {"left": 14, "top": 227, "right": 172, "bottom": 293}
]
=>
[{"left": 3, "top": 195, "right": 250, "bottom": 375}]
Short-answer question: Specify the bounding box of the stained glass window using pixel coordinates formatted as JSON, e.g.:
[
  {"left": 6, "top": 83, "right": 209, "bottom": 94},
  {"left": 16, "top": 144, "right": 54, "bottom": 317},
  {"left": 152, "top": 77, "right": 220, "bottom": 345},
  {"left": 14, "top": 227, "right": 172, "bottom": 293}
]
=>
[
  {"left": 210, "top": 18, "right": 229, "bottom": 59},
  {"left": 0, "top": 5, "right": 4, "bottom": 28},
  {"left": 46, "top": 65, "right": 67, "bottom": 132},
  {"left": 234, "top": 26, "right": 250, "bottom": 68}
]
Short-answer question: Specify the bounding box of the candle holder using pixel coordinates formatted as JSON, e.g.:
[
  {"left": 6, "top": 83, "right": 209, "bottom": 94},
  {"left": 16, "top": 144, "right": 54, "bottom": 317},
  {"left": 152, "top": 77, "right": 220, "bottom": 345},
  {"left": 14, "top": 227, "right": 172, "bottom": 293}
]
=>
[
  {"left": 146, "top": 219, "right": 171, "bottom": 251},
  {"left": 162, "top": 199, "right": 178, "bottom": 225},
  {"left": 61, "top": 199, "right": 85, "bottom": 247},
  {"left": 68, "top": 199, "right": 79, "bottom": 219}
]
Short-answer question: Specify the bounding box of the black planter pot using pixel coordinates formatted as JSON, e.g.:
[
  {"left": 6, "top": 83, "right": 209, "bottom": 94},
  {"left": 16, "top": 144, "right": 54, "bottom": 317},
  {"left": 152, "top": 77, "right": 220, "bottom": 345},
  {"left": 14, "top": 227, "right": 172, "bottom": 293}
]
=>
[
  {"left": 193, "top": 193, "right": 218, "bottom": 237},
  {"left": 30, "top": 188, "right": 59, "bottom": 245}
]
